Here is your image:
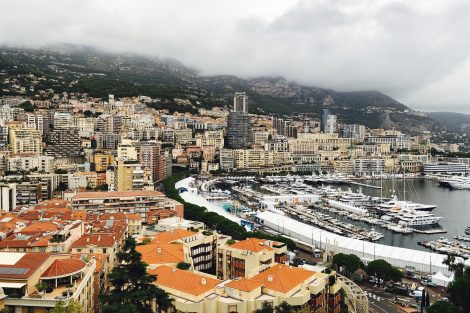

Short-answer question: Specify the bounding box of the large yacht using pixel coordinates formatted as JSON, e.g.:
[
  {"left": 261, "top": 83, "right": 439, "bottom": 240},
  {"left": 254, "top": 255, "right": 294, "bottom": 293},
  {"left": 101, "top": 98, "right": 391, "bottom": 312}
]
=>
[
  {"left": 396, "top": 210, "right": 442, "bottom": 227},
  {"left": 381, "top": 207, "right": 442, "bottom": 227},
  {"left": 448, "top": 177, "right": 470, "bottom": 190},
  {"left": 377, "top": 195, "right": 436, "bottom": 212},
  {"left": 338, "top": 188, "right": 371, "bottom": 206}
]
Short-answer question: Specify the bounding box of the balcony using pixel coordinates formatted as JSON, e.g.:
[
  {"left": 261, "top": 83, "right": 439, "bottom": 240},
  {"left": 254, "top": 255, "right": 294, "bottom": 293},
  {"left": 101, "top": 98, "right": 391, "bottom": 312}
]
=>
[{"left": 4, "top": 258, "right": 95, "bottom": 308}]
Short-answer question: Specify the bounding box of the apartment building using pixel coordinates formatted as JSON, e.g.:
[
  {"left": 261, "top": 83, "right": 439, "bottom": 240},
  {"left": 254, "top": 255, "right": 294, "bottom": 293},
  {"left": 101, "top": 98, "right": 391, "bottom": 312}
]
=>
[
  {"left": 0, "top": 252, "right": 95, "bottom": 312},
  {"left": 9, "top": 127, "right": 42, "bottom": 155},
  {"left": 6, "top": 155, "right": 54, "bottom": 173},
  {"left": 217, "top": 238, "right": 287, "bottom": 280},
  {"left": 115, "top": 159, "right": 145, "bottom": 191},
  {"left": 71, "top": 190, "right": 183, "bottom": 222},
  {"left": 150, "top": 263, "right": 341, "bottom": 313}
]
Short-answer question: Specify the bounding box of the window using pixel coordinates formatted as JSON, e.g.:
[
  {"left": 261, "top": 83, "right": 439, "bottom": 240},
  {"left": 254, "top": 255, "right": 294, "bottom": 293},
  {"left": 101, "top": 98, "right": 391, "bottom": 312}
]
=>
[{"left": 228, "top": 304, "right": 237, "bottom": 313}]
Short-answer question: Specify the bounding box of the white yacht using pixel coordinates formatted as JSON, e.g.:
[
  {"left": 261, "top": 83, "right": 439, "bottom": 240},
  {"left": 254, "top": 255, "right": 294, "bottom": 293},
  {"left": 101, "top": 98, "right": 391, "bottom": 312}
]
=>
[
  {"left": 378, "top": 195, "right": 436, "bottom": 212},
  {"left": 396, "top": 210, "right": 442, "bottom": 227},
  {"left": 448, "top": 178, "right": 470, "bottom": 190},
  {"left": 338, "top": 188, "right": 371, "bottom": 206}
]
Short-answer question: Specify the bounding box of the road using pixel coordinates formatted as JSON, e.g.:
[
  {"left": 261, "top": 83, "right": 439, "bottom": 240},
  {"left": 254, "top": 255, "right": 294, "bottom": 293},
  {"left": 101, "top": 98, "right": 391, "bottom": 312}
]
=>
[{"left": 360, "top": 284, "right": 407, "bottom": 313}]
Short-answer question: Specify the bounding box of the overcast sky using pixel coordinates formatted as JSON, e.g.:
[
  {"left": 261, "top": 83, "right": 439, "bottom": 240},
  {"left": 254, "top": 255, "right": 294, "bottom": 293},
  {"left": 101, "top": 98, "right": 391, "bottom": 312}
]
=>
[{"left": 1, "top": 0, "right": 470, "bottom": 113}]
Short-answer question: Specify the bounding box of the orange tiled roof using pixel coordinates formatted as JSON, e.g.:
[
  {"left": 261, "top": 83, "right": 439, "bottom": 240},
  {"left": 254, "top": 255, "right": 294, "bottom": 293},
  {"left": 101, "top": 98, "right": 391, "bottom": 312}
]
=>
[
  {"left": 72, "top": 210, "right": 87, "bottom": 220},
  {"left": 73, "top": 190, "right": 164, "bottom": 200},
  {"left": 153, "top": 229, "right": 197, "bottom": 244},
  {"left": 35, "top": 199, "right": 71, "bottom": 210},
  {"left": 71, "top": 234, "right": 117, "bottom": 248},
  {"left": 0, "top": 233, "right": 50, "bottom": 248},
  {"left": 41, "top": 258, "right": 86, "bottom": 278},
  {"left": 0, "top": 252, "right": 50, "bottom": 279},
  {"left": 41, "top": 259, "right": 86, "bottom": 278},
  {"left": 137, "top": 243, "right": 184, "bottom": 265},
  {"left": 229, "top": 238, "right": 274, "bottom": 253},
  {"left": 21, "top": 221, "right": 60, "bottom": 233},
  {"left": 99, "top": 213, "right": 127, "bottom": 220},
  {"left": 71, "top": 253, "right": 108, "bottom": 273},
  {"left": 250, "top": 264, "right": 315, "bottom": 293},
  {"left": 225, "top": 278, "right": 263, "bottom": 292},
  {"left": 149, "top": 265, "right": 220, "bottom": 296}
]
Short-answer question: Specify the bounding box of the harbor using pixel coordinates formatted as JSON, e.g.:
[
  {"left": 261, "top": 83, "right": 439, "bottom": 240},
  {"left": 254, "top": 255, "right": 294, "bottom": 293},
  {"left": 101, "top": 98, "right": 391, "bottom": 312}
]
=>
[{"left": 205, "top": 174, "right": 470, "bottom": 257}]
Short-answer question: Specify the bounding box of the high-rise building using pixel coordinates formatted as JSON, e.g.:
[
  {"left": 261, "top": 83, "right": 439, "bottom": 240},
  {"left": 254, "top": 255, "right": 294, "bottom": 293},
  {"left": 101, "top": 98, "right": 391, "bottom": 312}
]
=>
[
  {"left": 0, "top": 183, "right": 16, "bottom": 212},
  {"left": 233, "top": 92, "right": 248, "bottom": 113},
  {"left": 226, "top": 112, "right": 251, "bottom": 149},
  {"left": 273, "top": 117, "right": 297, "bottom": 138},
  {"left": 115, "top": 159, "right": 145, "bottom": 192},
  {"left": 227, "top": 93, "right": 251, "bottom": 149},
  {"left": 9, "top": 127, "right": 42, "bottom": 155},
  {"left": 320, "top": 109, "right": 337, "bottom": 134}
]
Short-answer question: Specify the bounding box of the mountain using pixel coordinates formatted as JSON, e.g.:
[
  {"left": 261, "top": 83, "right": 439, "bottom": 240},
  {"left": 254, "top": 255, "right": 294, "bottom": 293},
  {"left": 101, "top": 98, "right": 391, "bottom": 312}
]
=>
[
  {"left": 0, "top": 45, "right": 441, "bottom": 134},
  {"left": 428, "top": 112, "right": 470, "bottom": 132}
]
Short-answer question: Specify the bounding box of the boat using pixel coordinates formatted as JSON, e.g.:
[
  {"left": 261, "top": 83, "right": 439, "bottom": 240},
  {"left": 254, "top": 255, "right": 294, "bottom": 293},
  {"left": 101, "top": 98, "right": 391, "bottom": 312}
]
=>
[
  {"left": 465, "top": 227, "right": 470, "bottom": 235},
  {"left": 377, "top": 195, "right": 436, "bottom": 212},
  {"left": 396, "top": 209, "right": 442, "bottom": 227},
  {"left": 338, "top": 188, "right": 371, "bottom": 206}
]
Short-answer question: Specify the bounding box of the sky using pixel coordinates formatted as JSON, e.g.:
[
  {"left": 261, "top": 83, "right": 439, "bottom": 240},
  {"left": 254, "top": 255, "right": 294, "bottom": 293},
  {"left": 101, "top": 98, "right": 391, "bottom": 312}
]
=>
[{"left": 1, "top": 0, "right": 470, "bottom": 113}]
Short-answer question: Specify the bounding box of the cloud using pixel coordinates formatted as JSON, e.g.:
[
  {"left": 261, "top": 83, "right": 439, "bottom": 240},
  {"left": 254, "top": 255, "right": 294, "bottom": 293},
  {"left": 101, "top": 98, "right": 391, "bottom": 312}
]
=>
[{"left": 1, "top": 0, "right": 470, "bottom": 112}]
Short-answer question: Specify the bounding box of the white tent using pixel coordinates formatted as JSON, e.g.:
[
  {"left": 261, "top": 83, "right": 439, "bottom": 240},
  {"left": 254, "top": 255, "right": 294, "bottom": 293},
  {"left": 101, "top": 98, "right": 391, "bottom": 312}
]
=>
[{"left": 431, "top": 271, "right": 453, "bottom": 287}]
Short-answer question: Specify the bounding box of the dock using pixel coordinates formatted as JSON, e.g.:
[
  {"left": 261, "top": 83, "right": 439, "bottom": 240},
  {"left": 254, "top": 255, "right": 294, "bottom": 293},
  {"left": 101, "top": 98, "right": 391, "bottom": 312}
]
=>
[{"left": 348, "top": 181, "right": 382, "bottom": 189}]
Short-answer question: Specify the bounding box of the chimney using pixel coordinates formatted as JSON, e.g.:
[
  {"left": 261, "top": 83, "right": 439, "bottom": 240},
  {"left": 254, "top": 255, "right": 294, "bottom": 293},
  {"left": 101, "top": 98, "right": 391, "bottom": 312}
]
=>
[
  {"left": 86, "top": 237, "right": 90, "bottom": 243},
  {"left": 157, "top": 247, "right": 162, "bottom": 254},
  {"left": 98, "top": 235, "right": 101, "bottom": 242},
  {"left": 267, "top": 275, "right": 273, "bottom": 282},
  {"left": 201, "top": 278, "right": 206, "bottom": 285}
]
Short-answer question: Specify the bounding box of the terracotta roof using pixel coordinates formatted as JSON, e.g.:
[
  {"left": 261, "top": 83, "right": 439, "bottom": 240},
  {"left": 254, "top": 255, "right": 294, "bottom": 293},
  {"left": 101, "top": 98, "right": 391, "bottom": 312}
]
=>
[
  {"left": 0, "top": 252, "right": 50, "bottom": 279},
  {"left": 71, "top": 253, "right": 107, "bottom": 273},
  {"left": 153, "top": 229, "right": 197, "bottom": 244},
  {"left": 225, "top": 278, "right": 263, "bottom": 292},
  {"left": 21, "top": 221, "right": 60, "bottom": 233},
  {"left": 127, "top": 214, "right": 141, "bottom": 220},
  {"left": 229, "top": 238, "right": 274, "bottom": 253},
  {"left": 72, "top": 210, "right": 87, "bottom": 220},
  {"left": 149, "top": 265, "right": 220, "bottom": 296},
  {"left": 41, "top": 258, "right": 86, "bottom": 278},
  {"left": 36, "top": 199, "right": 71, "bottom": 210},
  {"left": 137, "top": 243, "right": 184, "bottom": 265},
  {"left": 0, "top": 233, "right": 51, "bottom": 248},
  {"left": 71, "top": 234, "right": 117, "bottom": 248},
  {"left": 73, "top": 190, "right": 164, "bottom": 200},
  {"left": 18, "top": 210, "right": 41, "bottom": 221},
  {"left": 250, "top": 264, "right": 315, "bottom": 293},
  {"left": 99, "top": 213, "right": 127, "bottom": 220}
]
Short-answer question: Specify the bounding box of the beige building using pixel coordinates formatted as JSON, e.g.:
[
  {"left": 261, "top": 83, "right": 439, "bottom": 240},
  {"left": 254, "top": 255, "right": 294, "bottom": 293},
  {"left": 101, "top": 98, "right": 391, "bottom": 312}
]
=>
[
  {"left": 9, "top": 127, "right": 42, "bottom": 155},
  {"left": 149, "top": 262, "right": 342, "bottom": 313},
  {"left": 0, "top": 252, "right": 95, "bottom": 312},
  {"left": 217, "top": 238, "right": 287, "bottom": 280}
]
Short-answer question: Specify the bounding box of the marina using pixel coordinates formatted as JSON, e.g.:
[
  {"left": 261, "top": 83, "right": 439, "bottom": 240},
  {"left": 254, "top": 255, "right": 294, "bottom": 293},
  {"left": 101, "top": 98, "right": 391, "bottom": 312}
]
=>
[{"left": 209, "top": 174, "right": 470, "bottom": 254}]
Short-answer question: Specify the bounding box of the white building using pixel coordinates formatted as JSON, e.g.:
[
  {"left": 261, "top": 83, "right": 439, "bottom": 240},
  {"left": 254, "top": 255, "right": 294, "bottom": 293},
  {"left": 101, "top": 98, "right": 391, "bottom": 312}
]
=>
[{"left": 0, "top": 183, "right": 16, "bottom": 211}]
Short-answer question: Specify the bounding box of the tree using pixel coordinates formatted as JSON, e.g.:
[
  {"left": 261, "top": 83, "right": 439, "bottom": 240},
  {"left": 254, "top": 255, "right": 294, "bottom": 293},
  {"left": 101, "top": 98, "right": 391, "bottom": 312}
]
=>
[
  {"left": 176, "top": 262, "right": 191, "bottom": 270},
  {"left": 51, "top": 299, "right": 88, "bottom": 313},
  {"left": 36, "top": 281, "right": 48, "bottom": 299},
  {"left": 332, "top": 253, "right": 363, "bottom": 277},
  {"left": 19, "top": 100, "right": 35, "bottom": 112},
  {"left": 443, "top": 255, "right": 465, "bottom": 278},
  {"left": 447, "top": 266, "right": 470, "bottom": 312},
  {"left": 275, "top": 301, "right": 293, "bottom": 313},
  {"left": 101, "top": 237, "right": 173, "bottom": 313},
  {"left": 366, "top": 259, "right": 402, "bottom": 285},
  {"left": 254, "top": 302, "right": 274, "bottom": 313},
  {"left": 427, "top": 301, "right": 458, "bottom": 313}
]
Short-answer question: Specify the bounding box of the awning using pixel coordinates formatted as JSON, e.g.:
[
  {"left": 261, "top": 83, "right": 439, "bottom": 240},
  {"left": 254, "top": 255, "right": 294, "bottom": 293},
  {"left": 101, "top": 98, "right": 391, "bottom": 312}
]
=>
[{"left": 0, "top": 282, "right": 26, "bottom": 288}]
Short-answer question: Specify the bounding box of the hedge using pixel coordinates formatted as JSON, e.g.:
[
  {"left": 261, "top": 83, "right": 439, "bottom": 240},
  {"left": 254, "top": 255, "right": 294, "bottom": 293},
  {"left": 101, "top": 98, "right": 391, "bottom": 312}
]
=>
[{"left": 163, "top": 172, "right": 296, "bottom": 250}]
